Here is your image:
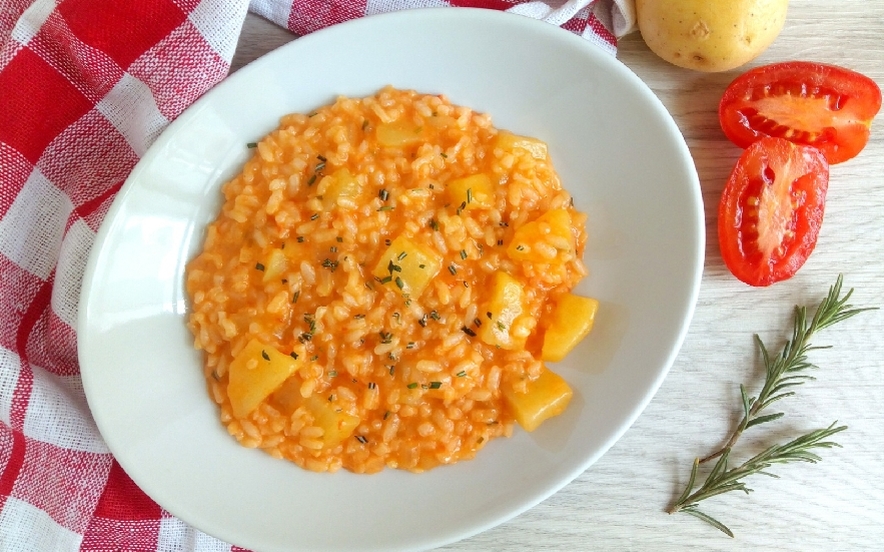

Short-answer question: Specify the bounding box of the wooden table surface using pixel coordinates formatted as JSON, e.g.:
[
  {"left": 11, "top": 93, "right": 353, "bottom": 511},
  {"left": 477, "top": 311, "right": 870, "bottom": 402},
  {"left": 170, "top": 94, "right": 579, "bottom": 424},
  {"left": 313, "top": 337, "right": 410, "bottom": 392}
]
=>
[{"left": 231, "top": 3, "right": 884, "bottom": 550}]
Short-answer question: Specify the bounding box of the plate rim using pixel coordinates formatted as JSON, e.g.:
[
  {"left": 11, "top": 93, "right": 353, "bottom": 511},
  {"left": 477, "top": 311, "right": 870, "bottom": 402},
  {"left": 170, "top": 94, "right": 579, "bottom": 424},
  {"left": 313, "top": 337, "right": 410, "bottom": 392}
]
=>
[{"left": 78, "top": 7, "right": 705, "bottom": 551}]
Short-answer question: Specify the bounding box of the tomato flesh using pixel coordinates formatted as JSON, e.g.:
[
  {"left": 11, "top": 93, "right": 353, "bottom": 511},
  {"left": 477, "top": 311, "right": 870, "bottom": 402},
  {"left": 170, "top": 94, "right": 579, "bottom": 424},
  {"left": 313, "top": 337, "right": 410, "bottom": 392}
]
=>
[
  {"left": 720, "top": 61, "right": 881, "bottom": 164},
  {"left": 718, "top": 137, "right": 829, "bottom": 287}
]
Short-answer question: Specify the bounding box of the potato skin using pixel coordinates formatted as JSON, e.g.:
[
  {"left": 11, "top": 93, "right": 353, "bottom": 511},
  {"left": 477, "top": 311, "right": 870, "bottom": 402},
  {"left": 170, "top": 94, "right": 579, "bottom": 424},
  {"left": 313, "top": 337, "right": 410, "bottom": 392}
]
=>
[{"left": 636, "top": 0, "right": 789, "bottom": 72}]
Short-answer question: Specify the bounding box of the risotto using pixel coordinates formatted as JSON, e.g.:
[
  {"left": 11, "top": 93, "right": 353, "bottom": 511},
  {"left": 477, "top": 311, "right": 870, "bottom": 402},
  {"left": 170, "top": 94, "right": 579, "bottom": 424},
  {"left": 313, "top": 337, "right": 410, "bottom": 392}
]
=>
[{"left": 185, "top": 87, "right": 596, "bottom": 473}]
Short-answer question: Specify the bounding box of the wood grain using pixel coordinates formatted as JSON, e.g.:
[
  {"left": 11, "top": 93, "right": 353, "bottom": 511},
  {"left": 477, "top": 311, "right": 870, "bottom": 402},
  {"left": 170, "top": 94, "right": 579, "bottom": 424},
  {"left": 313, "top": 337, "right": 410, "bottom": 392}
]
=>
[{"left": 232, "top": 3, "right": 884, "bottom": 549}]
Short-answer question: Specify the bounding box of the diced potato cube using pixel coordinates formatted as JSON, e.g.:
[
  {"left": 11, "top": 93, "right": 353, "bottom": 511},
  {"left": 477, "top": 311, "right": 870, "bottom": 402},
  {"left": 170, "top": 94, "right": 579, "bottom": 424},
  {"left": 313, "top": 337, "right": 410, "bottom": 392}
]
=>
[
  {"left": 507, "top": 209, "right": 575, "bottom": 264},
  {"left": 495, "top": 130, "right": 549, "bottom": 161},
  {"left": 376, "top": 121, "right": 425, "bottom": 147},
  {"left": 261, "top": 248, "right": 288, "bottom": 283},
  {"left": 228, "top": 339, "right": 303, "bottom": 418},
  {"left": 447, "top": 173, "right": 494, "bottom": 211},
  {"left": 503, "top": 366, "right": 573, "bottom": 432},
  {"left": 317, "top": 168, "right": 362, "bottom": 208},
  {"left": 372, "top": 235, "right": 442, "bottom": 298},
  {"left": 304, "top": 394, "right": 360, "bottom": 447},
  {"left": 478, "top": 271, "right": 531, "bottom": 350},
  {"left": 542, "top": 294, "right": 599, "bottom": 362}
]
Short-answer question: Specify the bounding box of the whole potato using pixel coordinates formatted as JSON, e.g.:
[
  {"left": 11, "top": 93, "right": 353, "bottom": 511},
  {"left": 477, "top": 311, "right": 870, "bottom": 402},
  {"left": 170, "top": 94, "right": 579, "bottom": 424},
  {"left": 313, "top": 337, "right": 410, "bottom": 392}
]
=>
[{"left": 636, "top": 0, "right": 789, "bottom": 72}]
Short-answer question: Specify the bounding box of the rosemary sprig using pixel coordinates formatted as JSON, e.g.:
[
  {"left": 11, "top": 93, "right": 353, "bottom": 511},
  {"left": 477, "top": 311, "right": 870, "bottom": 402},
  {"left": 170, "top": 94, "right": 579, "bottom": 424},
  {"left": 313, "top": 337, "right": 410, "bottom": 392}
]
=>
[{"left": 668, "top": 274, "right": 875, "bottom": 537}]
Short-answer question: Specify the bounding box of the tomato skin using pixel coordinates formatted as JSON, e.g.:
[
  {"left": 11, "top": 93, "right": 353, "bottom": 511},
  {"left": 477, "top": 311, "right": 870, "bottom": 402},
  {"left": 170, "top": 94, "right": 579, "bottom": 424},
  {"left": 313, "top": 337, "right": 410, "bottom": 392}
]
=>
[
  {"left": 718, "top": 137, "right": 829, "bottom": 287},
  {"left": 719, "top": 61, "right": 882, "bottom": 164}
]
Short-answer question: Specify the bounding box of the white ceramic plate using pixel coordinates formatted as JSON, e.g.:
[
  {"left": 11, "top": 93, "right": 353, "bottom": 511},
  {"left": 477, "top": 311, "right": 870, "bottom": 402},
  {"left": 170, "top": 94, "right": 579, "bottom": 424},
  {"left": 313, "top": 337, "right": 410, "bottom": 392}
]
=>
[{"left": 79, "top": 8, "right": 703, "bottom": 552}]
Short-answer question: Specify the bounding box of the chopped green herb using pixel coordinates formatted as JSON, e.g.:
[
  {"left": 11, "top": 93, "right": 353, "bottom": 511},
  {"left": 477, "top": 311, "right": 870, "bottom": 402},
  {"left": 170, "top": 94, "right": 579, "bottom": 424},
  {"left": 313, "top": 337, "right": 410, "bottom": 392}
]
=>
[
  {"left": 317, "top": 154, "right": 327, "bottom": 162},
  {"left": 407, "top": 382, "right": 418, "bottom": 389},
  {"left": 255, "top": 263, "right": 265, "bottom": 271},
  {"left": 355, "top": 435, "right": 368, "bottom": 444},
  {"left": 466, "top": 188, "right": 473, "bottom": 204},
  {"left": 368, "top": 382, "right": 377, "bottom": 390},
  {"left": 246, "top": 142, "right": 257, "bottom": 148},
  {"left": 462, "top": 326, "right": 476, "bottom": 337},
  {"left": 307, "top": 174, "right": 316, "bottom": 186},
  {"left": 379, "top": 189, "right": 389, "bottom": 201},
  {"left": 384, "top": 411, "right": 391, "bottom": 420},
  {"left": 388, "top": 260, "right": 401, "bottom": 273},
  {"left": 497, "top": 239, "right": 504, "bottom": 246},
  {"left": 429, "top": 381, "right": 442, "bottom": 389},
  {"left": 292, "top": 290, "right": 300, "bottom": 303},
  {"left": 311, "top": 213, "right": 319, "bottom": 220},
  {"left": 379, "top": 331, "right": 393, "bottom": 344},
  {"left": 496, "top": 321, "right": 506, "bottom": 331},
  {"left": 261, "top": 350, "right": 270, "bottom": 361},
  {"left": 378, "top": 205, "right": 395, "bottom": 212},
  {"left": 297, "top": 236, "right": 305, "bottom": 243},
  {"left": 328, "top": 370, "right": 337, "bottom": 377},
  {"left": 310, "top": 355, "right": 319, "bottom": 361},
  {"left": 395, "top": 277, "right": 404, "bottom": 290},
  {"left": 440, "top": 152, "right": 448, "bottom": 158},
  {"left": 336, "top": 236, "right": 344, "bottom": 243},
  {"left": 388, "top": 365, "right": 395, "bottom": 376},
  {"left": 474, "top": 318, "right": 482, "bottom": 327},
  {"left": 430, "top": 310, "right": 440, "bottom": 321},
  {"left": 460, "top": 249, "right": 467, "bottom": 260},
  {"left": 406, "top": 342, "right": 415, "bottom": 349},
  {"left": 354, "top": 313, "right": 366, "bottom": 319},
  {"left": 378, "top": 275, "right": 393, "bottom": 285},
  {"left": 362, "top": 119, "right": 369, "bottom": 130},
  {"left": 429, "top": 219, "right": 439, "bottom": 231},
  {"left": 448, "top": 265, "right": 457, "bottom": 275},
  {"left": 322, "top": 258, "right": 339, "bottom": 272},
  {"left": 456, "top": 370, "right": 467, "bottom": 377},
  {"left": 418, "top": 314, "right": 428, "bottom": 327}
]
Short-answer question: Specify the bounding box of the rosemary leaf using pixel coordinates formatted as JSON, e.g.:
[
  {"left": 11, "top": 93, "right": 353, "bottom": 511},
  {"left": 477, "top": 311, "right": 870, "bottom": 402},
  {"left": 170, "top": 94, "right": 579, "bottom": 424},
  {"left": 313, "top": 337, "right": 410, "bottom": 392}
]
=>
[{"left": 669, "top": 275, "right": 874, "bottom": 537}]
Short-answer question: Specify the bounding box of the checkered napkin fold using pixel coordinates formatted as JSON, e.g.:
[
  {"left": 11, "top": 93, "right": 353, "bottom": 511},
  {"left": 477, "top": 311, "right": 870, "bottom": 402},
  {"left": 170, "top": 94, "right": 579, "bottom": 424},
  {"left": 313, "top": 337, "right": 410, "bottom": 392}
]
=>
[{"left": 0, "top": 0, "right": 634, "bottom": 549}]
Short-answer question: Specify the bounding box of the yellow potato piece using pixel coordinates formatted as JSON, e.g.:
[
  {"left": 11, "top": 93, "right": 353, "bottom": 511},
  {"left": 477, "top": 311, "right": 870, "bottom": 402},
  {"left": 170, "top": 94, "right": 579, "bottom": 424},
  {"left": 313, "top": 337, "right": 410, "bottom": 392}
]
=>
[
  {"left": 503, "top": 367, "right": 573, "bottom": 432},
  {"left": 261, "top": 248, "right": 287, "bottom": 283},
  {"left": 542, "top": 294, "right": 599, "bottom": 362},
  {"left": 507, "top": 208, "right": 575, "bottom": 264},
  {"left": 495, "top": 130, "right": 549, "bottom": 161},
  {"left": 304, "top": 394, "right": 360, "bottom": 447},
  {"left": 376, "top": 121, "right": 425, "bottom": 147},
  {"left": 478, "top": 271, "right": 532, "bottom": 350},
  {"left": 317, "top": 168, "right": 362, "bottom": 209},
  {"left": 228, "top": 339, "right": 302, "bottom": 418},
  {"left": 447, "top": 173, "right": 494, "bottom": 211},
  {"left": 372, "top": 235, "right": 442, "bottom": 298}
]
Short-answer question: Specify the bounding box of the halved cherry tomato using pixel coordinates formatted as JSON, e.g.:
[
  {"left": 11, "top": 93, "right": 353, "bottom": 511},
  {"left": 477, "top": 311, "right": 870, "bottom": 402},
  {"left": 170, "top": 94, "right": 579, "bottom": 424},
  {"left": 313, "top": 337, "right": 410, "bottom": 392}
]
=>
[
  {"left": 719, "top": 61, "right": 881, "bottom": 164},
  {"left": 719, "top": 137, "right": 829, "bottom": 287}
]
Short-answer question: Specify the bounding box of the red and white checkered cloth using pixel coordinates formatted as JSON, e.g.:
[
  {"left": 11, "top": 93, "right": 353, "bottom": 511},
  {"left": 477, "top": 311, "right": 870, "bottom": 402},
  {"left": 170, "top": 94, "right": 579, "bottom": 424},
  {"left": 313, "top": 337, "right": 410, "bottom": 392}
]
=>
[{"left": 0, "top": 0, "right": 635, "bottom": 549}]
